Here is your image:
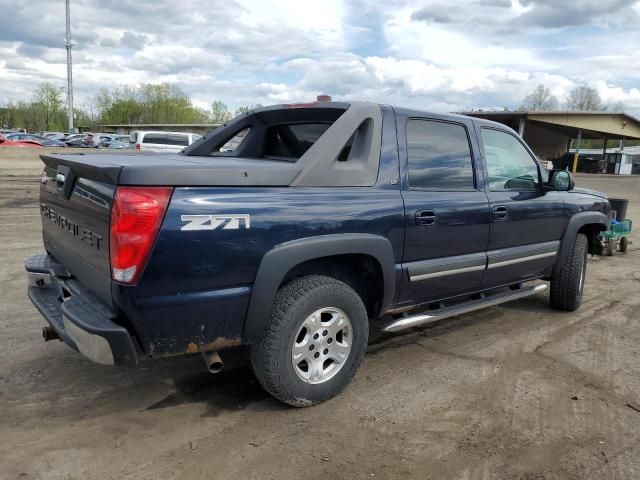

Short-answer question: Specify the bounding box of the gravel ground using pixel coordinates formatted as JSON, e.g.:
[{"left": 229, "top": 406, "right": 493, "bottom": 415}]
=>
[{"left": 1, "top": 153, "right": 639, "bottom": 480}]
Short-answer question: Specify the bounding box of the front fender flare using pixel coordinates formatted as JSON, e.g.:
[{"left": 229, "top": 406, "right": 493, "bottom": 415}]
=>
[
  {"left": 555, "top": 211, "right": 609, "bottom": 274},
  {"left": 243, "top": 233, "right": 396, "bottom": 342}
]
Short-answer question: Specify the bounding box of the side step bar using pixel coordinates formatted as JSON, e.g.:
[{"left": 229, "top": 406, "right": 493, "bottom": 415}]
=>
[{"left": 382, "top": 283, "right": 548, "bottom": 333}]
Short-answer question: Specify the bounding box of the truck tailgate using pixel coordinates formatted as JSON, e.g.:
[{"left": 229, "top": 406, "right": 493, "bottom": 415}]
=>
[{"left": 39, "top": 154, "right": 119, "bottom": 305}]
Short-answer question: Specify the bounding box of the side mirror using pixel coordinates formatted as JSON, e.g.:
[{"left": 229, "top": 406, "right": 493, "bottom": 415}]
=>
[{"left": 548, "top": 169, "right": 574, "bottom": 191}]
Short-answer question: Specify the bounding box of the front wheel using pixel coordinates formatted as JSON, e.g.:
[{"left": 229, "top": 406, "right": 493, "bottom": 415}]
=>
[
  {"left": 250, "top": 275, "right": 369, "bottom": 407},
  {"left": 550, "top": 233, "right": 588, "bottom": 311}
]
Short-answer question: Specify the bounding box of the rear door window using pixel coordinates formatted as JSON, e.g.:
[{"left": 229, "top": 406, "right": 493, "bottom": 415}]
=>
[{"left": 406, "top": 119, "right": 475, "bottom": 190}]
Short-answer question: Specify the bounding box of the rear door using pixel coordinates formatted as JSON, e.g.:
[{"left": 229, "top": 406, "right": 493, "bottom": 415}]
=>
[
  {"left": 478, "top": 127, "right": 566, "bottom": 288},
  {"left": 397, "top": 114, "right": 490, "bottom": 307}
]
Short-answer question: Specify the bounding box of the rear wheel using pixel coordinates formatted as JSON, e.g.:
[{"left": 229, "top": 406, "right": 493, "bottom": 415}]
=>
[
  {"left": 550, "top": 233, "right": 588, "bottom": 311},
  {"left": 250, "top": 275, "right": 369, "bottom": 407}
]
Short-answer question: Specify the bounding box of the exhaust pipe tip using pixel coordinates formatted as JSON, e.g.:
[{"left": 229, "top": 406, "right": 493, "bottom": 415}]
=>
[
  {"left": 202, "top": 351, "right": 224, "bottom": 374},
  {"left": 42, "top": 326, "right": 60, "bottom": 342}
]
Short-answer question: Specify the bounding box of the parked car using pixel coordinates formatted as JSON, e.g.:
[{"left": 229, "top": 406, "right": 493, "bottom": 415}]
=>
[
  {"left": 98, "top": 134, "right": 131, "bottom": 148},
  {"left": 0, "top": 133, "right": 42, "bottom": 147},
  {"left": 104, "top": 139, "right": 131, "bottom": 149},
  {"left": 27, "top": 101, "right": 611, "bottom": 407},
  {"left": 44, "top": 133, "right": 67, "bottom": 141},
  {"left": 62, "top": 133, "right": 87, "bottom": 144},
  {"left": 64, "top": 133, "right": 98, "bottom": 148},
  {"left": 6, "top": 133, "right": 65, "bottom": 147},
  {"left": 129, "top": 130, "right": 201, "bottom": 152}
]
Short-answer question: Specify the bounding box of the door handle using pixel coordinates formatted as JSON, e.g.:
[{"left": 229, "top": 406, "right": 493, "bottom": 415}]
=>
[
  {"left": 416, "top": 210, "right": 437, "bottom": 226},
  {"left": 492, "top": 205, "right": 508, "bottom": 221}
]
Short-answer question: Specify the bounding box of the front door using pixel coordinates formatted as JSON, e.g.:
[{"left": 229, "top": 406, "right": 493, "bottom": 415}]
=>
[
  {"left": 478, "top": 127, "right": 566, "bottom": 288},
  {"left": 397, "top": 116, "right": 490, "bottom": 307}
]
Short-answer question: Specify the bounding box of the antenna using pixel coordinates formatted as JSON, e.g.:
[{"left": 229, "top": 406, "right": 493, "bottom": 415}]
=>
[{"left": 65, "top": 0, "right": 74, "bottom": 133}]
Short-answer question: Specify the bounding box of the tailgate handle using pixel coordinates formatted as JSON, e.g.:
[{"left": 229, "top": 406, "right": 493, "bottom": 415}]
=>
[{"left": 55, "top": 165, "right": 76, "bottom": 200}]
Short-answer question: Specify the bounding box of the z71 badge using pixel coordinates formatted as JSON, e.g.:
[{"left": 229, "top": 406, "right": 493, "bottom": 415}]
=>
[{"left": 180, "top": 214, "right": 251, "bottom": 231}]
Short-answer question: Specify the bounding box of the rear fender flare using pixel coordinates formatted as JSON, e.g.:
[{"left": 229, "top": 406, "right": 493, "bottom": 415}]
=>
[
  {"left": 555, "top": 211, "right": 610, "bottom": 274},
  {"left": 243, "top": 234, "right": 396, "bottom": 342}
]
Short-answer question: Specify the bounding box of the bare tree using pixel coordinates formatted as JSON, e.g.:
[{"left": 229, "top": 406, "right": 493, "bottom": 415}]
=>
[
  {"left": 566, "top": 85, "right": 604, "bottom": 111},
  {"left": 520, "top": 84, "right": 559, "bottom": 111},
  {"left": 610, "top": 101, "right": 625, "bottom": 112}
]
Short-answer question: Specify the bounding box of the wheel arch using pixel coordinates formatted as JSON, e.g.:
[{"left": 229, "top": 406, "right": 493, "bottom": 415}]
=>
[
  {"left": 243, "top": 234, "right": 396, "bottom": 342},
  {"left": 554, "top": 212, "right": 610, "bottom": 274}
]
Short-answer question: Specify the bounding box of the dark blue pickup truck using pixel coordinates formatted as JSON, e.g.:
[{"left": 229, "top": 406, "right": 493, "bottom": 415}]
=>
[{"left": 27, "top": 101, "right": 610, "bottom": 406}]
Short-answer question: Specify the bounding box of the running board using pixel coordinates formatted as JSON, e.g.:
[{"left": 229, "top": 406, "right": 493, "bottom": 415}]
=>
[{"left": 382, "top": 283, "right": 548, "bottom": 333}]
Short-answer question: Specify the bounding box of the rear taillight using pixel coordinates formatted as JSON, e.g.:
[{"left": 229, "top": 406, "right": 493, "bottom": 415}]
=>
[
  {"left": 135, "top": 143, "right": 141, "bottom": 150},
  {"left": 109, "top": 187, "right": 172, "bottom": 285}
]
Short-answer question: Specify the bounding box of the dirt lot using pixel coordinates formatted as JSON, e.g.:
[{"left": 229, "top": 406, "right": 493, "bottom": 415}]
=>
[{"left": 1, "top": 151, "right": 640, "bottom": 480}]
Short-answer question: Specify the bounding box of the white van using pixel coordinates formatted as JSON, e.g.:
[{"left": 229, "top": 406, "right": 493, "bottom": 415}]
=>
[{"left": 130, "top": 131, "right": 202, "bottom": 153}]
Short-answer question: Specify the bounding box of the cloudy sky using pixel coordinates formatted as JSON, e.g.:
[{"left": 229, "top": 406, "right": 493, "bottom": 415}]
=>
[{"left": 1, "top": 0, "right": 639, "bottom": 115}]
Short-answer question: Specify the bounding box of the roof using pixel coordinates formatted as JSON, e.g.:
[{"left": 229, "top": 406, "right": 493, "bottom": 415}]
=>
[{"left": 461, "top": 110, "right": 640, "bottom": 140}]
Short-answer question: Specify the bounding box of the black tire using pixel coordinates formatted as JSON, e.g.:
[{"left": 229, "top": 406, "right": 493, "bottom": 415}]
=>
[
  {"left": 550, "top": 233, "right": 588, "bottom": 311},
  {"left": 619, "top": 236, "right": 628, "bottom": 253},
  {"left": 605, "top": 239, "right": 615, "bottom": 256},
  {"left": 250, "top": 275, "right": 369, "bottom": 407}
]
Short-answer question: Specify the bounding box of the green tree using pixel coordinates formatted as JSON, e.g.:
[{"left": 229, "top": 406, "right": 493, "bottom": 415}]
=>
[
  {"left": 96, "top": 85, "right": 144, "bottom": 124},
  {"left": 34, "top": 82, "right": 65, "bottom": 131},
  {"left": 210, "top": 100, "right": 232, "bottom": 123},
  {"left": 95, "top": 83, "right": 208, "bottom": 124},
  {"left": 234, "top": 104, "right": 262, "bottom": 117}
]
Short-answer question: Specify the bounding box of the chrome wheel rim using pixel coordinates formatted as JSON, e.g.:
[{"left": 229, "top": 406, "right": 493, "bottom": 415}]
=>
[{"left": 291, "top": 307, "right": 353, "bottom": 385}]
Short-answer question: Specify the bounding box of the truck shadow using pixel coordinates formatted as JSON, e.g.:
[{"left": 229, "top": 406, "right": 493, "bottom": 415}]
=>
[
  {"left": 146, "top": 296, "right": 549, "bottom": 413},
  {"left": 143, "top": 348, "right": 277, "bottom": 415}
]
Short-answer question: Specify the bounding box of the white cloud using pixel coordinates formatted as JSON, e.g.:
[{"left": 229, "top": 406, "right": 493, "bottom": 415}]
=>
[{"left": 0, "top": 0, "right": 639, "bottom": 116}]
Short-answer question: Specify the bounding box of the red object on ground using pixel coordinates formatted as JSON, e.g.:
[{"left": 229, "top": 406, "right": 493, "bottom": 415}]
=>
[{"left": 0, "top": 134, "right": 43, "bottom": 147}]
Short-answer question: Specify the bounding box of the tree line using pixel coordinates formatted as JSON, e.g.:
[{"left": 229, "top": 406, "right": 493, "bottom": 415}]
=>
[
  {"left": 0, "top": 81, "right": 259, "bottom": 132},
  {"left": 519, "top": 83, "right": 623, "bottom": 112},
  {"left": 0, "top": 81, "right": 631, "bottom": 135}
]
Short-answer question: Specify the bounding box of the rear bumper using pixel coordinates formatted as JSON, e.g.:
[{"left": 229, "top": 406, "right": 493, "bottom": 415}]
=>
[{"left": 26, "top": 253, "right": 139, "bottom": 366}]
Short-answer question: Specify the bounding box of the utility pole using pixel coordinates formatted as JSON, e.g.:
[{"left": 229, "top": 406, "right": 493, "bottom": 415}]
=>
[{"left": 65, "top": 0, "right": 74, "bottom": 133}]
